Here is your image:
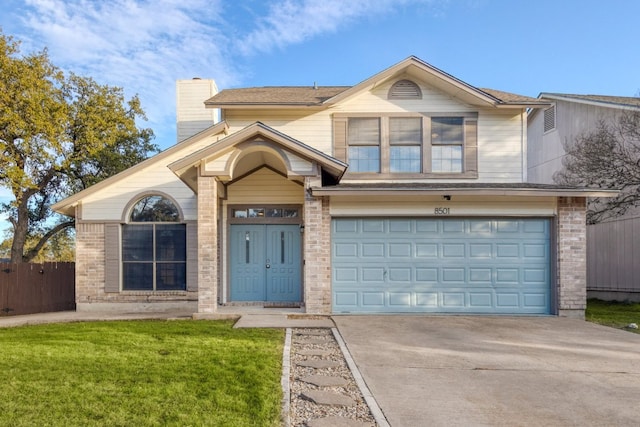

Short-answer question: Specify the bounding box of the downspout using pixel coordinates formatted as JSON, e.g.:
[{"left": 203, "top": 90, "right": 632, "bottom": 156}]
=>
[{"left": 521, "top": 109, "right": 527, "bottom": 182}]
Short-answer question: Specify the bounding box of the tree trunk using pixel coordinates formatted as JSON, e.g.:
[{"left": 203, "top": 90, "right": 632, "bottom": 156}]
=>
[{"left": 9, "top": 200, "right": 29, "bottom": 263}]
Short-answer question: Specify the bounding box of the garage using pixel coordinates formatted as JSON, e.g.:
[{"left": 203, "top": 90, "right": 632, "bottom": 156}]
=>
[{"left": 332, "top": 218, "right": 552, "bottom": 314}]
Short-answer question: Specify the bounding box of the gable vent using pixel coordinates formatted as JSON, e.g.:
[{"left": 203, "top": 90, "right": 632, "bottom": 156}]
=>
[
  {"left": 544, "top": 105, "right": 556, "bottom": 133},
  {"left": 389, "top": 79, "right": 422, "bottom": 99}
]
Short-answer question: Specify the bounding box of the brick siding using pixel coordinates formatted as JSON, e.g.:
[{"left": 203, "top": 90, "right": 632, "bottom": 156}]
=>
[
  {"left": 303, "top": 193, "right": 332, "bottom": 314},
  {"left": 196, "top": 174, "right": 219, "bottom": 313},
  {"left": 557, "top": 197, "right": 587, "bottom": 318},
  {"left": 75, "top": 222, "right": 196, "bottom": 306}
]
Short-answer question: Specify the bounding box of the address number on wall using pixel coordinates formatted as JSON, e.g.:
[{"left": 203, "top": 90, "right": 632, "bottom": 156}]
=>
[{"left": 434, "top": 207, "right": 450, "bottom": 215}]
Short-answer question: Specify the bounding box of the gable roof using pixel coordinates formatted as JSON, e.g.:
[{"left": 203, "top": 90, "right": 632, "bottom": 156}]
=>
[
  {"left": 51, "top": 121, "right": 230, "bottom": 217},
  {"left": 205, "top": 56, "right": 549, "bottom": 110},
  {"left": 169, "top": 121, "right": 347, "bottom": 190},
  {"left": 538, "top": 93, "right": 640, "bottom": 110}
]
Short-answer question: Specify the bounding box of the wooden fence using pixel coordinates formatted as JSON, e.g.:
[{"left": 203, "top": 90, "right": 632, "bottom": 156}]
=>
[
  {"left": 0, "top": 262, "right": 75, "bottom": 316},
  {"left": 587, "top": 216, "right": 640, "bottom": 301}
]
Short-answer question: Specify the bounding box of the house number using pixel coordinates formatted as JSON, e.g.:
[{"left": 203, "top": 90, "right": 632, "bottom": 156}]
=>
[{"left": 434, "top": 207, "right": 450, "bottom": 215}]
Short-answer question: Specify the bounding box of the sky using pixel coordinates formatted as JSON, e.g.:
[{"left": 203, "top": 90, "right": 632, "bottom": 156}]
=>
[
  {"left": 1, "top": 0, "right": 638, "bottom": 152},
  {"left": 0, "top": 0, "right": 638, "bottom": 232}
]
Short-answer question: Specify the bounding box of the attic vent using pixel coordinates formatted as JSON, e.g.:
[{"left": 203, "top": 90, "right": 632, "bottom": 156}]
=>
[
  {"left": 544, "top": 105, "right": 556, "bottom": 132},
  {"left": 389, "top": 79, "right": 422, "bottom": 99}
]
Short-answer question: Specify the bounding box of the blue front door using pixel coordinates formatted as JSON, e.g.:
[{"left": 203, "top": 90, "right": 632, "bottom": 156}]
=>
[{"left": 230, "top": 224, "right": 302, "bottom": 302}]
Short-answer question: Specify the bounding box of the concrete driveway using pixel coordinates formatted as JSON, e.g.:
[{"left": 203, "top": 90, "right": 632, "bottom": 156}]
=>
[{"left": 333, "top": 316, "right": 640, "bottom": 427}]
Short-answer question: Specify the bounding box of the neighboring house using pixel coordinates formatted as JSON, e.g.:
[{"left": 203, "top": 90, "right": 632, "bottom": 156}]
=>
[
  {"left": 52, "top": 57, "right": 613, "bottom": 318},
  {"left": 528, "top": 93, "right": 640, "bottom": 302}
]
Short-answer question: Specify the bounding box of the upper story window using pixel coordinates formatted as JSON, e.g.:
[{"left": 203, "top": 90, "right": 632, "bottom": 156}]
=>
[
  {"left": 431, "top": 117, "right": 464, "bottom": 173},
  {"left": 122, "top": 195, "right": 186, "bottom": 291},
  {"left": 389, "top": 117, "right": 422, "bottom": 172},
  {"left": 334, "top": 113, "right": 478, "bottom": 178},
  {"left": 347, "top": 118, "right": 380, "bottom": 173},
  {"left": 388, "top": 80, "right": 422, "bottom": 99}
]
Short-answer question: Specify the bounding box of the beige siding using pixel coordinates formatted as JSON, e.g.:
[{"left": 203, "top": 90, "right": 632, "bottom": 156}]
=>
[
  {"left": 330, "top": 196, "right": 556, "bottom": 216},
  {"left": 226, "top": 168, "right": 304, "bottom": 204},
  {"left": 176, "top": 79, "right": 219, "bottom": 142},
  {"left": 224, "top": 80, "right": 527, "bottom": 184},
  {"left": 477, "top": 111, "right": 525, "bottom": 182},
  {"left": 80, "top": 136, "right": 221, "bottom": 222},
  {"left": 204, "top": 150, "right": 234, "bottom": 172},
  {"left": 335, "top": 79, "right": 478, "bottom": 114},
  {"left": 224, "top": 110, "right": 334, "bottom": 155}
]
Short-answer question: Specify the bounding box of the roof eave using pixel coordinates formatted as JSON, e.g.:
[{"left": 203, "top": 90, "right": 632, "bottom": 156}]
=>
[
  {"left": 205, "top": 103, "right": 327, "bottom": 110},
  {"left": 322, "top": 56, "right": 499, "bottom": 107},
  {"left": 539, "top": 93, "right": 640, "bottom": 111},
  {"left": 496, "top": 102, "right": 552, "bottom": 109},
  {"left": 311, "top": 187, "right": 618, "bottom": 198},
  {"left": 168, "top": 122, "right": 347, "bottom": 186},
  {"left": 51, "top": 121, "right": 230, "bottom": 217}
]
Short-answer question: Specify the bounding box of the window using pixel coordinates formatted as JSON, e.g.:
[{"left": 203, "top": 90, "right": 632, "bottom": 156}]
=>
[
  {"left": 390, "top": 117, "right": 421, "bottom": 172},
  {"left": 338, "top": 114, "right": 476, "bottom": 176},
  {"left": 431, "top": 117, "right": 463, "bottom": 173},
  {"left": 347, "top": 118, "right": 380, "bottom": 172},
  {"left": 122, "top": 196, "right": 186, "bottom": 291}
]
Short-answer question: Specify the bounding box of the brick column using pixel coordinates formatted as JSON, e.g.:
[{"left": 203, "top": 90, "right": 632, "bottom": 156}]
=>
[
  {"left": 557, "top": 197, "right": 587, "bottom": 318},
  {"left": 303, "top": 189, "right": 332, "bottom": 314},
  {"left": 197, "top": 174, "right": 218, "bottom": 314},
  {"left": 75, "top": 222, "right": 105, "bottom": 305}
]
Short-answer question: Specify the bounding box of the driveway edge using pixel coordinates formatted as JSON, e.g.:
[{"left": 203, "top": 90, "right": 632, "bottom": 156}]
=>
[
  {"left": 332, "top": 327, "right": 390, "bottom": 427},
  {"left": 281, "top": 328, "right": 292, "bottom": 427}
]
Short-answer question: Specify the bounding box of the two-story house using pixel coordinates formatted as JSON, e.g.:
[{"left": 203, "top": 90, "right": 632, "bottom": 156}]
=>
[
  {"left": 528, "top": 93, "right": 640, "bottom": 302},
  {"left": 53, "top": 57, "right": 612, "bottom": 318}
]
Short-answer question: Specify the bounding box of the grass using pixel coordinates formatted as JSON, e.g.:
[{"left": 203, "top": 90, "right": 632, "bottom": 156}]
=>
[
  {"left": 586, "top": 299, "right": 640, "bottom": 333},
  {"left": 0, "top": 320, "right": 284, "bottom": 426}
]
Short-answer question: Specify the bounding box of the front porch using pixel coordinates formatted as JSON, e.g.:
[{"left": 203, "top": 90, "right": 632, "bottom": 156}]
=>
[{"left": 168, "top": 122, "right": 346, "bottom": 316}]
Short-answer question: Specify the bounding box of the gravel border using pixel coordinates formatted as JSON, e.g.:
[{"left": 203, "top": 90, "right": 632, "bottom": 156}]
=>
[{"left": 287, "top": 327, "right": 383, "bottom": 426}]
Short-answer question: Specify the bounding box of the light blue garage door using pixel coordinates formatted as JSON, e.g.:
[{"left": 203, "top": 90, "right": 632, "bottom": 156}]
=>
[{"left": 332, "top": 218, "right": 552, "bottom": 314}]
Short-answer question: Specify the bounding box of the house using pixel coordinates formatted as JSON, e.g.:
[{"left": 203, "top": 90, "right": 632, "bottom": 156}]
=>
[
  {"left": 528, "top": 93, "right": 640, "bottom": 302},
  {"left": 52, "top": 56, "right": 614, "bottom": 318}
]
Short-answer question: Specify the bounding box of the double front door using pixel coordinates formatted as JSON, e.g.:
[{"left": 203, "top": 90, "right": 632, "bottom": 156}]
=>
[{"left": 230, "top": 224, "right": 302, "bottom": 302}]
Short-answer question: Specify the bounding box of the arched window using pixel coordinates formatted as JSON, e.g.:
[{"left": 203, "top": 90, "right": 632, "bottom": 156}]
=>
[
  {"left": 122, "top": 195, "right": 186, "bottom": 291},
  {"left": 130, "top": 195, "right": 181, "bottom": 222}
]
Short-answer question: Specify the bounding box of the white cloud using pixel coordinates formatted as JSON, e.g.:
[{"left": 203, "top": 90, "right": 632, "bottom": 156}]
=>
[
  {"left": 11, "top": 0, "right": 442, "bottom": 149},
  {"left": 20, "top": 0, "right": 239, "bottom": 148},
  {"left": 235, "top": 0, "right": 439, "bottom": 55}
]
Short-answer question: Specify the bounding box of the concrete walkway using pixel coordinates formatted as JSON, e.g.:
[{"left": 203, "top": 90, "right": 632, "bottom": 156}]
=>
[
  {"left": 333, "top": 315, "right": 640, "bottom": 427},
  {"left": 0, "top": 309, "right": 334, "bottom": 329}
]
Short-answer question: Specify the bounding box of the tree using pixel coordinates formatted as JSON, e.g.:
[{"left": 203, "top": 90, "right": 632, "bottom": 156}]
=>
[
  {"left": 554, "top": 110, "right": 640, "bottom": 224},
  {"left": 0, "top": 31, "right": 157, "bottom": 262}
]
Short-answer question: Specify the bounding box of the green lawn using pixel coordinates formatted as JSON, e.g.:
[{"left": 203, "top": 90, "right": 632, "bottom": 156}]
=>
[
  {"left": 0, "top": 320, "right": 284, "bottom": 426},
  {"left": 586, "top": 299, "right": 640, "bottom": 333}
]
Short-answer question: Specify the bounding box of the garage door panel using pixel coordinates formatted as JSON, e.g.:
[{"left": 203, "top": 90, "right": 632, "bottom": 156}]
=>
[
  {"left": 469, "top": 293, "right": 493, "bottom": 307},
  {"left": 332, "top": 218, "right": 551, "bottom": 314}
]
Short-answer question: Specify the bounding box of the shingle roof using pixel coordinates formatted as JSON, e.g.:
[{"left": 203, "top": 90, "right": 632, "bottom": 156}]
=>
[
  {"left": 541, "top": 93, "right": 640, "bottom": 108},
  {"left": 205, "top": 86, "right": 349, "bottom": 106},
  {"left": 206, "top": 85, "right": 545, "bottom": 107},
  {"left": 479, "top": 88, "right": 544, "bottom": 104}
]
